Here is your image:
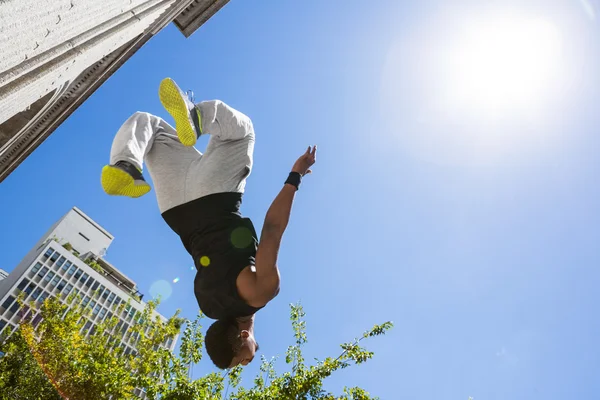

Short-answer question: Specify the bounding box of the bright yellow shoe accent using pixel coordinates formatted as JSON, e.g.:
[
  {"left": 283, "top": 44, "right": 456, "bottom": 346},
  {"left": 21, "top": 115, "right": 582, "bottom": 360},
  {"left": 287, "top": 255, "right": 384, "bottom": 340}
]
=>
[
  {"left": 101, "top": 165, "right": 150, "bottom": 198},
  {"left": 159, "top": 78, "right": 197, "bottom": 147}
]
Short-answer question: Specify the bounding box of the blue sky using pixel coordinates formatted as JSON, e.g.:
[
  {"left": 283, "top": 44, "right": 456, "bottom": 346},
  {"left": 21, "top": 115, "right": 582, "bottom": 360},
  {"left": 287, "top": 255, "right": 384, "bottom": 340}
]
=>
[{"left": 2, "top": 0, "right": 600, "bottom": 398}]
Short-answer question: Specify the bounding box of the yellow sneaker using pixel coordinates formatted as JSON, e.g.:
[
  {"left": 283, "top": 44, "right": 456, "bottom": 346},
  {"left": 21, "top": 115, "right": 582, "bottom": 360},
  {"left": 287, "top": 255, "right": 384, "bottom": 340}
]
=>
[
  {"left": 101, "top": 161, "right": 151, "bottom": 198},
  {"left": 158, "top": 78, "right": 203, "bottom": 147}
]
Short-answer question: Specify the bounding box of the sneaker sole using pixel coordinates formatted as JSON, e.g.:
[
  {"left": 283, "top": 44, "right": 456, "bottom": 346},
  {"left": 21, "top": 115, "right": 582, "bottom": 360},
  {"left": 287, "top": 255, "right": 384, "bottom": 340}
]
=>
[
  {"left": 159, "top": 78, "right": 197, "bottom": 147},
  {"left": 101, "top": 165, "right": 151, "bottom": 198}
]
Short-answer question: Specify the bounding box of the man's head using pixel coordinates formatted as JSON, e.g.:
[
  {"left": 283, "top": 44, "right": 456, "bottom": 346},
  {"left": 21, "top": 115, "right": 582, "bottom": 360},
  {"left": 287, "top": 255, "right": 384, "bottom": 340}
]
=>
[{"left": 205, "top": 318, "right": 259, "bottom": 369}]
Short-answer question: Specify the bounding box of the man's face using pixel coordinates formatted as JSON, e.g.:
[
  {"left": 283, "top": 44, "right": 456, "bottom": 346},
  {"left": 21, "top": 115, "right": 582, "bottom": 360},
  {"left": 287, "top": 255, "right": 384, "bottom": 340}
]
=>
[{"left": 229, "top": 330, "right": 259, "bottom": 367}]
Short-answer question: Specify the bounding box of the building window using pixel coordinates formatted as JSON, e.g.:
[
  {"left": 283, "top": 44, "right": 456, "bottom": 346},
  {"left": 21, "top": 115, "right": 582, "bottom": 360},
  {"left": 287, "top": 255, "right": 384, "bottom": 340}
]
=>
[
  {"left": 43, "top": 271, "right": 55, "bottom": 284},
  {"left": 43, "top": 248, "right": 54, "bottom": 260},
  {"left": 31, "top": 262, "right": 43, "bottom": 274},
  {"left": 31, "top": 288, "right": 42, "bottom": 300},
  {"left": 101, "top": 289, "right": 110, "bottom": 301},
  {"left": 67, "top": 265, "right": 77, "bottom": 276},
  {"left": 82, "top": 296, "right": 90, "bottom": 307},
  {"left": 50, "top": 276, "right": 60, "bottom": 288},
  {"left": 32, "top": 314, "right": 42, "bottom": 327},
  {"left": 39, "top": 292, "right": 49, "bottom": 302},
  {"left": 50, "top": 251, "right": 59, "bottom": 262},
  {"left": 96, "top": 285, "right": 106, "bottom": 298},
  {"left": 63, "top": 284, "right": 73, "bottom": 295},
  {"left": 37, "top": 266, "right": 49, "bottom": 278},
  {"left": 78, "top": 233, "right": 90, "bottom": 241},
  {"left": 0, "top": 319, "right": 6, "bottom": 332},
  {"left": 74, "top": 269, "right": 83, "bottom": 280},
  {"left": 92, "top": 305, "right": 101, "bottom": 316},
  {"left": 84, "top": 277, "right": 94, "bottom": 289},
  {"left": 1, "top": 296, "right": 15, "bottom": 309},
  {"left": 21, "top": 308, "right": 32, "bottom": 322},
  {"left": 99, "top": 308, "right": 107, "bottom": 320},
  {"left": 56, "top": 280, "right": 66, "bottom": 292},
  {"left": 82, "top": 321, "right": 92, "bottom": 333},
  {"left": 16, "top": 278, "right": 30, "bottom": 291},
  {"left": 56, "top": 256, "right": 66, "bottom": 268},
  {"left": 91, "top": 281, "right": 100, "bottom": 291},
  {"left": 107, "top": 292, "right": 116, "bottom": 303},
  {"left": 112, "top": 297, "right": 122, "bottom": 311},
  {"left": 62, "top": 261, "right": 71, "bottom": 273},
  {"left": 79, "top": 273, "right": 89, "bottom": 285},
  {"left": 24, "top": 283, "right": 35, "bottom": 295}
]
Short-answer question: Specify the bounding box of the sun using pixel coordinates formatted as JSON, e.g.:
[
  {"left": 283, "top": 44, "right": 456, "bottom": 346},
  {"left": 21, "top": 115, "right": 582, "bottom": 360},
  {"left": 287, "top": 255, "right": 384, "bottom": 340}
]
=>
[
  {"left": 442, "top": 13, "right": 564, "bottom": 116},
  {"left": 380, "top": 8, "right": 573, "bottom": 165}
]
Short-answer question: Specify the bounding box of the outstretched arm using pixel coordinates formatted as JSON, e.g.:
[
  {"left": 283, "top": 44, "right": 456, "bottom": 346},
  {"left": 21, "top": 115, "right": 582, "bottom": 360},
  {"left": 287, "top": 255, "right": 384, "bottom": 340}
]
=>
[{"left": 246, "top": 146, "right": 317, "bottom": 307}]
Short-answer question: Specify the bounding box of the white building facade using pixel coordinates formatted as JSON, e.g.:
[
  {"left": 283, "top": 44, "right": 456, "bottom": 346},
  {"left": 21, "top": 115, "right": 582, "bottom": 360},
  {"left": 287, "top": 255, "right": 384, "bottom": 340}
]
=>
[
  {"left": 0, "top": 0, "right": 229, "bottom": 182},
  {"left": 0, "top": 207, "right": 177, "bottom": 398}
]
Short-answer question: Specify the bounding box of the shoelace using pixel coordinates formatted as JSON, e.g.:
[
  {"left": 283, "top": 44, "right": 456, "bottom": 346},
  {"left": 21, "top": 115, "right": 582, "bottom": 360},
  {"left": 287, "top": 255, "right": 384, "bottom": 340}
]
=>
[{"left": 186, "top": 89, "right": 195, "bottom": 104}]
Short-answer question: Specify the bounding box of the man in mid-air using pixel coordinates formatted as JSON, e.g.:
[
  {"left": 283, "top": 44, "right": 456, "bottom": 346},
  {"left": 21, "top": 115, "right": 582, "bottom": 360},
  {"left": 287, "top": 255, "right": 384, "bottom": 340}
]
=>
[{"left": 101, "top": 78, "right": 316, "bottom": 368}]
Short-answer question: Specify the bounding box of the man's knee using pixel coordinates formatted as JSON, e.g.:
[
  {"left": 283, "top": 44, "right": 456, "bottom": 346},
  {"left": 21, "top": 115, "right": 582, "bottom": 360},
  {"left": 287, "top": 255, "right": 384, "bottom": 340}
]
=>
[
  {"left": 199, "top": 100, "right": 254, "bottom": 138},
  {"left": 131, "top": 111, "right": 152, "bottom": 120},
  {"left": 219, "top": 100, "right": 254, "bottom": 136}
]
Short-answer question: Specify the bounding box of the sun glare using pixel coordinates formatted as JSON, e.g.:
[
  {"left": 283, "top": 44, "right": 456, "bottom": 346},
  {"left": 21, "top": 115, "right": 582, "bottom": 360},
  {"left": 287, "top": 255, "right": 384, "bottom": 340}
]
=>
[
  {"left": 380, "top": 8, "right": 574, "bottom": 165},
  {"left": 443, "top": 14, "right": 564, "bottom": 116}
]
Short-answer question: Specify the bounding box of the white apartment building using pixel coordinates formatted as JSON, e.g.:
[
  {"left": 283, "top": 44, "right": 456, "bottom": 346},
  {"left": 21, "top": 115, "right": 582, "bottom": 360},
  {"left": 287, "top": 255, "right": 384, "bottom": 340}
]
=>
[{"left": 0, "top": 206, "right": 177, "bottom": 397}]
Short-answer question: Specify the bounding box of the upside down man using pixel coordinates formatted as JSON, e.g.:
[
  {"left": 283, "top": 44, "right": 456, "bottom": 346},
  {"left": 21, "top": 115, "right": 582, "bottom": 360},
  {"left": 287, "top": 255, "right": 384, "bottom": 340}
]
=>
[{"left": 101, "top": 78, "right": 316, "bottom": 368}]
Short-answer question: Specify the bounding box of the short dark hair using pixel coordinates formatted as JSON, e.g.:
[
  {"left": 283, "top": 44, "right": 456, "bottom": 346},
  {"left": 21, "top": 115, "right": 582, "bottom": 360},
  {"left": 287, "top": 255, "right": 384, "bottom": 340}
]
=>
[{"left": 205, "top": 318, "right": 239, "bottom": 369}]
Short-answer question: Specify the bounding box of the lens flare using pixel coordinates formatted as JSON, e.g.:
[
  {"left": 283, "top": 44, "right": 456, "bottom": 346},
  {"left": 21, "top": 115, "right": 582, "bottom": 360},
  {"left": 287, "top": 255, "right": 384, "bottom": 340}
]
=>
[
  {"left": 172, "top": 277, "right": 180, "bottom": 283},
  {"left": 230, "top": 226, "right": 253, "bottom": 249},
  {"left": 149, "top": 279, "right": 173, "bottom": 301},
  {"left": 200, "top": 256, "right": 210, "bottom": 267}
]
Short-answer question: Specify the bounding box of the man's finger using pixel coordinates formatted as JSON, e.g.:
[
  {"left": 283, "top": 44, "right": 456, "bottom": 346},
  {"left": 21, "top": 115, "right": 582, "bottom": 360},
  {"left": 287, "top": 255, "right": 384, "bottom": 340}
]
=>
[{"left": 311, "top": 145, "right": 317, "bottom": 156}]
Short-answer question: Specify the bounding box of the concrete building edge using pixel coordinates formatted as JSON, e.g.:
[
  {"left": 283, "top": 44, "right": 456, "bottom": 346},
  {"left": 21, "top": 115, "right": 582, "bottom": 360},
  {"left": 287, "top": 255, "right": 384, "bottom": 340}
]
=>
[{"left": 0, "top": 0, "right": 200, "bottom": 183}]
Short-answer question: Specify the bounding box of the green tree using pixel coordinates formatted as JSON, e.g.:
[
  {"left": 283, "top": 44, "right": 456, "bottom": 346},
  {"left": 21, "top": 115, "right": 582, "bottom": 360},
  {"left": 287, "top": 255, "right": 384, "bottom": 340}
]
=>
[
  {"left": 0, "top": 325, "right": 62, "bottom": 400},
  {"left": 0, "top": 295, "right": 392, "bottom": 399}
]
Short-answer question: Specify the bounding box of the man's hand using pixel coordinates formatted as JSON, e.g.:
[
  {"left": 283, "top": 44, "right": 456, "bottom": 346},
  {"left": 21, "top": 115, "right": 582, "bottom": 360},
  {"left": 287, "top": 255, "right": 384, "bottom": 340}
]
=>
[{"left": 292, "top": 145, "right": 317, "bottom": 176}]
